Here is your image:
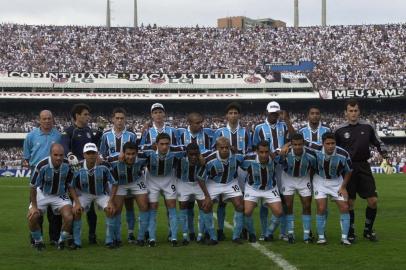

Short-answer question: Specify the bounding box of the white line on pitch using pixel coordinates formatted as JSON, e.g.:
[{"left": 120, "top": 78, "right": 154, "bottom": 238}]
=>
[{"left": 213, "top": 213, "right": 298, "bottom": 270}]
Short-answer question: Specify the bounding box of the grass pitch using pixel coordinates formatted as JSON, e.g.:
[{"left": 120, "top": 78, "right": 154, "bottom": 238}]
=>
[{"left": 0, "top": 174, "right": 405, "bottom": 270}]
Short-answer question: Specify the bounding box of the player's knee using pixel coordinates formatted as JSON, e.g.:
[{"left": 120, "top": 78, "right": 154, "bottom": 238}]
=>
[
  {"left": 139, "top": 203, "right": 149, "bottom": 212},
  {"left": 316, "top": 205, "right": 326, "bottom": 215},
  {"left": 234, "top": 203, "right": 244, "bottom": 212},
  {"left": 339, "top": 203, "right": 349, "bottom": 213},
  {"left": 203, "top": 207, "right": 213, "bottom": 213},
  {"left": 273, "top": 207, "right": 283, "bottom": 217},
  {"left": 64, "top": 212, "right": 73, "bottom": 224},
  {"left": 244, "top": 209, "right": 253, "bottom": 217},
  {"left": 28, "top": 212, "right": 41, "bottom": 223},
  {"left": 367, "top": 197, "right": 378, "bottom": 208},
  {"left": 149, "top": 202, "right": 158, "bottom": 210}
]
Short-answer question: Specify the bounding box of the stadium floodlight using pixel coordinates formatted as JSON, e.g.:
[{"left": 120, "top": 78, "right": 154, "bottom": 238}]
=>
[
  {"left": 294, "top": 0, "right": 299, "bottom": 28},
  {"left": 322, "top": 0, "right": 327, "bottom": 26},
  {"left": 106, "top": 0, "right": 111, "bottom": 27},
  {"left": 134, "top": 0, "right": 138, "bottom": 28}
]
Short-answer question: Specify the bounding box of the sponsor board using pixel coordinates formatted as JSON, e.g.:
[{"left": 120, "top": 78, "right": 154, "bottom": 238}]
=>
[
  {"left": 332, "top": 89, "right": 405, "bottom": 99},
  {"left": 0, "top": 92, "right": 319, "bottom": 100},
  {"left": 0, "top": 169, "right": 31, "bottom": 177}
]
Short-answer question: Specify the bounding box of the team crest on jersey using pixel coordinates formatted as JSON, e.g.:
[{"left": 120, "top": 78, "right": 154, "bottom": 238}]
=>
[
  {"left": 278, "top": 130, "right": 284, "bottom": 137},
  {"left": 344, "top": 132, "right": 350, "bottom": 139}
]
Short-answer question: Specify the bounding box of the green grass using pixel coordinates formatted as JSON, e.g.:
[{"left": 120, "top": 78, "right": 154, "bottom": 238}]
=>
[{"left": 0, "top": 174, "right": 405, "bottom": 270}]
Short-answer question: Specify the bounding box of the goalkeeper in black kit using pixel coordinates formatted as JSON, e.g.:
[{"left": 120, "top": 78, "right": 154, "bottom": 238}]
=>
[
  {"left": 61, "top": 103, "right": 106, "bottom": 244},
  {"left": 335, "top": 99, "right": 387, "bottom": 243}
]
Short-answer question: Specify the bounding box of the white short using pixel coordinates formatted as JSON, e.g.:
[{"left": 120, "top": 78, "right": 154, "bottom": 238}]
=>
[
  {"left": 207, "top": 179, "right": 242, "bottom": 202},
  {"left": 244, "top": 184, "right": 281, "bottom": 204},
  {"left": 74, "top": 192, "right": 111, "bottom": 212},
  {"left": 177, "top": 180, "right": 205, "bottom": 202},
  {"left": 313, "top": 174, "right": 346, "bottom": 201},
  {"left": 29, "top": 188, "right": 71, "bottom": 215},
  {"left": 237, "top": 168, "right": 247, "bottom": 193},
  {"left": 281, "top": 171, "right": 312, "bottom": 197},
  {"left": 117, "top": 180, "right": 148, "bottom": 196},
  {"left": 147, "top": 173, "right": 177, "bottom": 203}
]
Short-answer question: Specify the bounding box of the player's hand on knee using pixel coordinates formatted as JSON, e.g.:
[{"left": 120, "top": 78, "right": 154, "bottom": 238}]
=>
[
  {"left": 338, "top": 186, "right": 348, "bottom": 200},
  {"left": 106, "top": 201, "right": 115, "bottom": 216},
  {"left": 202, "top": 197, "right": 213, "bottom": 211},
  {"left": 27, "top": 207, "right": 40, "bottom": 221},
  {"left": 73, "top": 204, "right": 82, "bottom": 215}
]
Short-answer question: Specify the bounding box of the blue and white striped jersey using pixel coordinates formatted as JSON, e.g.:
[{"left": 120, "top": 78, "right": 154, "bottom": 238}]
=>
[
  {"left": 99, "top": 128, "right": 137, "bottom": 159},
  {"left": 177, "top": 127, "right": 213, "bottom": 156},
  {"left": 311, "top": 144, "right": 352, "bottom": 179},
  {"left": 111, "top": 157, "right": 147, "bottom": 185},
  {"left": 30, "top": 157, "right": 73, "bottom": 196},
  {"left": 299, "top": 123, "right": 331, "bottom": 144},
  {"left": 253, "top": 119, "right": 288, "bottom": 152},
  {"left": 212, "top": 123, "right": 251, "bottom": 154},
  {"left": 197, "top": 151, "right": 244, "bottom": 184},
  {"left": 140, "top": 124, "right": 177, "bottom": 148},
  {"left": 70, "top": 161, "right": 116, "bottom": 196},
  {"left": 174, "top": 156, "right": 202, "bottom": 183},
  {"left": 143, "top": 147, "right": 185, "bottom": 177},
  {"left": 279, "top": 147, "right": 317, "bottom": 178},
  {"left": 240, "top": 154, "right": 279, "bottom": 190}
]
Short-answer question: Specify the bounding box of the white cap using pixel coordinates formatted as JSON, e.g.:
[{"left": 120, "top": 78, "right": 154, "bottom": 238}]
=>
[
  {"left": 83, "top": 143, "right": 98, "bottom": 153},
  {"left": 151, "top": 103, "right": 165, "bottom": 112},
  {"left": 266, "top": 101, "right": 281, "bottom": 113}
]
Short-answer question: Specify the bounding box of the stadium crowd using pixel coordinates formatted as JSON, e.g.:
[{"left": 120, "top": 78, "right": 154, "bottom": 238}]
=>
[
  {"left": 1, "top": 24, "right": 406, "bottom": 91},
  {"left": 0, "top": 111, "right": 404, "bottom": 133},
  {"left": 2, "top": 145, "right": 404, "bottom": 169}
]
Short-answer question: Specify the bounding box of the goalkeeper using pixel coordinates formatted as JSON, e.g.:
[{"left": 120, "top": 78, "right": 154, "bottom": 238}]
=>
[{"left": 61, "top": 103, "right": 106, "bottom": 244}]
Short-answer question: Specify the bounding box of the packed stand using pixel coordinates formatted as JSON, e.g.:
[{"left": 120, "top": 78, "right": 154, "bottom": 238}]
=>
[
  {"left": 0, "top": 111, "right": 404, "bottom": 133},
  {"left": 0, "top": 147, "right": 23, "bottom": 169},
  {"left": 1, "top": 24, "right": 406, "bottom": 92}
]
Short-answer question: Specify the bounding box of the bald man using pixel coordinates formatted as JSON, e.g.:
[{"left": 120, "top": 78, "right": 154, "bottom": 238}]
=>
[
  {"left": 28, "top": 143, "right": 74, "bottom": 251},
  {"left": 23, "top": 110, "right": 62, "bottom": 246}
]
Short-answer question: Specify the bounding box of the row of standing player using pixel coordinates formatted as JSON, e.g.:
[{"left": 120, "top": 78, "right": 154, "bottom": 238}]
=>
[{"left": 25, "top": 99, "right": 386, "bottom": 249}]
